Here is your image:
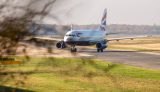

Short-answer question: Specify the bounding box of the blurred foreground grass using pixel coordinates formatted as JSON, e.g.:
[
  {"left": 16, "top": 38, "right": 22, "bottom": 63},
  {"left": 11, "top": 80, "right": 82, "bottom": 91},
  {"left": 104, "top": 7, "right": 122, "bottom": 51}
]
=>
[{"left": 0, "top": 57, "right": 160, "bottom": 92}]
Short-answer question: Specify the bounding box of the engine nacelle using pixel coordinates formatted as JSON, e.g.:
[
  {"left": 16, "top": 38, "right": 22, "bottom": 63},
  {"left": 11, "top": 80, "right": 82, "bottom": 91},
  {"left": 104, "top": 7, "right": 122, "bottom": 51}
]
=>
[
  {"left": 56, "top": 41, "right": 66, "bottom": 49},
  {"left": 96, "top": 42, "right": 107, "bottom": 49}
]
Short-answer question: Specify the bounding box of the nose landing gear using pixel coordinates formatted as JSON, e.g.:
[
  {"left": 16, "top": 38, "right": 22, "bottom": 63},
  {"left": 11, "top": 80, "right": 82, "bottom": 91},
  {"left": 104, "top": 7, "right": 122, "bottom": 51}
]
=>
[{"left": 70, "top": 45, "right": 77, "bottom": 52}]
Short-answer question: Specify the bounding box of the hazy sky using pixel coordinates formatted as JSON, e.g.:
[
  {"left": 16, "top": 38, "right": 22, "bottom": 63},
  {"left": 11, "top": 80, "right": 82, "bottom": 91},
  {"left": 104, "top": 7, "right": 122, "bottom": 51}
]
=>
[
  {"left": 43, "top": 0, "right": 160, "bottom": 25},
  {"left": 0, "top": 0, "right": 159, "bottom": 25}
]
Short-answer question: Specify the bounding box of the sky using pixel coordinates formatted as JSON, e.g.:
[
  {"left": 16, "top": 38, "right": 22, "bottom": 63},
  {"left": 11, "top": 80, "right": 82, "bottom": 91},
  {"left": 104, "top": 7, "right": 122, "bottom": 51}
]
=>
[
  {"left": 0, "top": 0, "right": 160, "bottom": 25},
  {"left": 43, "top": 0, "right": 160, "bottom": 25}
]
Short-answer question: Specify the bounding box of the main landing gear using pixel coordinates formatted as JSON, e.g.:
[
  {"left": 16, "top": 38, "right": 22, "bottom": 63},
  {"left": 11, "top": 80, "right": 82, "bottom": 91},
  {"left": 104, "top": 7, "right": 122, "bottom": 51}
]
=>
[
  {"left": 70, "top": 45, "right": 77, "bottom": 52},
  {"left": 97, "top": 49, "right": 103, "bottom": 52}
]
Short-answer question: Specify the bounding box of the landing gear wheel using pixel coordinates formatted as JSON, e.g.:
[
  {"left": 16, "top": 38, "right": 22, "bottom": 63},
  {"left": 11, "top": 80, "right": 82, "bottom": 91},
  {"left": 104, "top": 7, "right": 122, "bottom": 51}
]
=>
[
  {"left": 97, "top": 49, "right": 103, "bottom": 52},
  {"left": 71, "top": 46, "right": 77, "bottom": 52},
  {"left": 71, "top": 48, "right": 77, "bottom": 52},
  {"left": 74, "top": 48, "right": 77, "bottom": 52},
  {"left": 97, "top": 49, "right": 100, "bottom": 52}
]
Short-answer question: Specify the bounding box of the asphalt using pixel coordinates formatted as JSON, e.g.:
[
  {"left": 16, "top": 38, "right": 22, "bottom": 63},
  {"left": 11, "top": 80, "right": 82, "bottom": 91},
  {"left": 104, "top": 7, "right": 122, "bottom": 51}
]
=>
[
  {"left": 17, "top": 43, "right": 160, "bottom": 69},
  {"left": 78, "top": 49, "right": 160, "bottom": 69}
]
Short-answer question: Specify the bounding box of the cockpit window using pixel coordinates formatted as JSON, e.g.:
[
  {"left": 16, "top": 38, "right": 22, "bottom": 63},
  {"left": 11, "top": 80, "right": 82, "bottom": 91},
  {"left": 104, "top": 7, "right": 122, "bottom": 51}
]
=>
[{"left": 66, "top": 34, "right": 75, "bottom": 37}]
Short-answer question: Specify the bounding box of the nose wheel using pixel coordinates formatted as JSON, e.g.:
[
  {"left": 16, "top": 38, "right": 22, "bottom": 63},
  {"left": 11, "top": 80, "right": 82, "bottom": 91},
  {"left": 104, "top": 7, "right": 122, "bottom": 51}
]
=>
[{"left": 70, "top": 45, "right": 77, "bottom": 52}]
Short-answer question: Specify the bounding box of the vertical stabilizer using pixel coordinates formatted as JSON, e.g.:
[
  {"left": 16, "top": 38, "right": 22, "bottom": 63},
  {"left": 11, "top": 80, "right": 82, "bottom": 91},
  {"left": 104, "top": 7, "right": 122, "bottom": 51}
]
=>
[{"left": 100, "top": 8, "right": 107, "bottom": 31}]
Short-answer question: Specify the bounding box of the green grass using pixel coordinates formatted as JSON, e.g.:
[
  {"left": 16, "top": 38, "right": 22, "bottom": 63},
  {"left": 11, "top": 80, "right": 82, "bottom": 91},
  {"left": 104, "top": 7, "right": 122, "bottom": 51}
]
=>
[{"left": 0, "top": 57, "right": 160, "bottom": 92}]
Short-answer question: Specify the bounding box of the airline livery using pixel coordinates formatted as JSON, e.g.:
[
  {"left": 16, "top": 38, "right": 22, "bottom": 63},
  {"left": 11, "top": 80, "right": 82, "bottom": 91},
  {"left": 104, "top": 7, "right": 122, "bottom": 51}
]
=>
[{"left": 33, "top": 9, "right": 147, "bottom": 52}]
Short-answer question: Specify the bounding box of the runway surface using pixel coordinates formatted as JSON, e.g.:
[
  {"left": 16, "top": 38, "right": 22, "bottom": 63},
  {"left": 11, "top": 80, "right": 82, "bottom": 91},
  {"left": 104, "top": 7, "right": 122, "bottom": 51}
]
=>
[
  {"left": 78, "top": 49, "right": 160, "bottom": 69},
  {"left": 17, "top": 43, "right": 160, "bottom": 69}
]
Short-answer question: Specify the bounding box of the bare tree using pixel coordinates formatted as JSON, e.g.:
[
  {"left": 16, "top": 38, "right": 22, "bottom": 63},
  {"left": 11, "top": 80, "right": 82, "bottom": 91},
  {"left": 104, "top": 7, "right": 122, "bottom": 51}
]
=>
[{"left": 0, "top": 0, "right": 58, "bottom": 91}]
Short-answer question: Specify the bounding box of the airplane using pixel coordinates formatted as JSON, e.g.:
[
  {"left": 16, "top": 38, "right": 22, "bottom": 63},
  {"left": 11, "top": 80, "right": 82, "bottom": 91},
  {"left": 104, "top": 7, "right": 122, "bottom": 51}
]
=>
[{"left": 31, "top": 9, "right": 148, "bottom": 52}]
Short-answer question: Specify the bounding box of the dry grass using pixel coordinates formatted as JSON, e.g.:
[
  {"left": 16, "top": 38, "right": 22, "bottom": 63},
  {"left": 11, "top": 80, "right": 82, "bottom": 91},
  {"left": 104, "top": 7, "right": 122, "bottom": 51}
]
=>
[{"left": 108, "top": 37, "right": 160, "bottom": 53}]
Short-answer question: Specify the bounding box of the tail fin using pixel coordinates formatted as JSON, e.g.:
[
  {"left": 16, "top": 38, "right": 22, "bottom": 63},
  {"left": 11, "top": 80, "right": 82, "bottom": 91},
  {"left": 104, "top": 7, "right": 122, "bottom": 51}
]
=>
[{"left": 100, "top": 8, "right": 107, "bottom": 31}]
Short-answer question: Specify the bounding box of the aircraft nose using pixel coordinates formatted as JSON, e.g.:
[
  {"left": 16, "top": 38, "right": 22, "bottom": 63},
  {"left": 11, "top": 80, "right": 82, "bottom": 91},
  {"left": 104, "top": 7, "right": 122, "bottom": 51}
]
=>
[
  {"left": 64, "top": 37, "right": 74, "bottom": 42},
  {"left": 66, "top": 37, "right": 74, "bottom": 41}
]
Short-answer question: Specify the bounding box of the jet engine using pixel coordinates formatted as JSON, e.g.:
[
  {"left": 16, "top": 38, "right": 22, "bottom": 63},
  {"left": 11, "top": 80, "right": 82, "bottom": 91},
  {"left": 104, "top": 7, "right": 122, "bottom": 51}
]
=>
[
  {"left": 96, "top": 41, "right": 108, "bottom": 52},
  {"left": 96, "top": 43, "right": 107, "bottom": 49},
  {"left": 56, "top": 41, "right": 66, "bottom": 49}
]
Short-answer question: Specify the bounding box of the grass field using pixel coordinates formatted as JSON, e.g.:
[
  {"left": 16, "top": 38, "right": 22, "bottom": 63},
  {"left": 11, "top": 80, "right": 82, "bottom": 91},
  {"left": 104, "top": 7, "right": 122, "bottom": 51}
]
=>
[
  {"left": 108, "top": 37, "right": 160, "bottom": 53},
  {"left": 0, "top": 57, "right": 160, "bottom": 92}
]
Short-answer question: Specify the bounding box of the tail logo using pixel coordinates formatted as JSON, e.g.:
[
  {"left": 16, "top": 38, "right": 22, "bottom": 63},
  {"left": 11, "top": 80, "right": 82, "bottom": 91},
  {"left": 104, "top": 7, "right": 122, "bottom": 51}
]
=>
[{"left": 100, "top": 9, "right": 107, "bottom": 31}]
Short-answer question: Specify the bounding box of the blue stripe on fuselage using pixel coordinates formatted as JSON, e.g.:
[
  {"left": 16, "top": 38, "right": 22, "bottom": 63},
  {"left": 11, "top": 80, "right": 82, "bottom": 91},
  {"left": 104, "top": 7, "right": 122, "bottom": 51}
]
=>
[{"left": 65, "top": 41, "right": 96, "bottom": 46}]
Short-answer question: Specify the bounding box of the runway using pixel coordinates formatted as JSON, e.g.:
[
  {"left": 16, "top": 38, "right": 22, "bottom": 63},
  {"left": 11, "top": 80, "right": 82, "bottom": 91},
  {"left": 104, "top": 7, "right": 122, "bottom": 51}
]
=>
[
  {"left": 78, "top": 49, "right": 160, "bottom": 69},
  {"left": 17, "top": 43, "right": 160, "bottom": 69}
]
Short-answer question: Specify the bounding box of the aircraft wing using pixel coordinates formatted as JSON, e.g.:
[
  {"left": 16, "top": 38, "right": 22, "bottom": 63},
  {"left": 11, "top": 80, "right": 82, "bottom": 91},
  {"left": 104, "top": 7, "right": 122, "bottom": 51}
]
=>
[
  {"left": 106, "top": 32, "right": 121, "bottom": 35},
  {"left": 24, "top": 36, "right": 63, "bottom": 41},
  {"left": 107, "top": 35, "right": 150, "bottom": 42}
]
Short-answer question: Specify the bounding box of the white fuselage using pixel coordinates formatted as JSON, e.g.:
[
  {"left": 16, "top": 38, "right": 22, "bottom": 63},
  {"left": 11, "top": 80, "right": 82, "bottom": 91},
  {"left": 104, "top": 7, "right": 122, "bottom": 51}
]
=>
[
  {"left": 64, "top": 29, "right": 106, "bottom": 46},
  {"left": 55, "top": 9, "right": 108, "bottom": 52}
]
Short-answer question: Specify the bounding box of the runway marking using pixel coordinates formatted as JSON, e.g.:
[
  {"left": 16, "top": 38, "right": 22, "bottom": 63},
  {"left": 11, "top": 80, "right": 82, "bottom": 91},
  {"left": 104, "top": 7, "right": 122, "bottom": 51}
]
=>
[{"left": 79, "top": 53, "right": 93, "bottom": 57}]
